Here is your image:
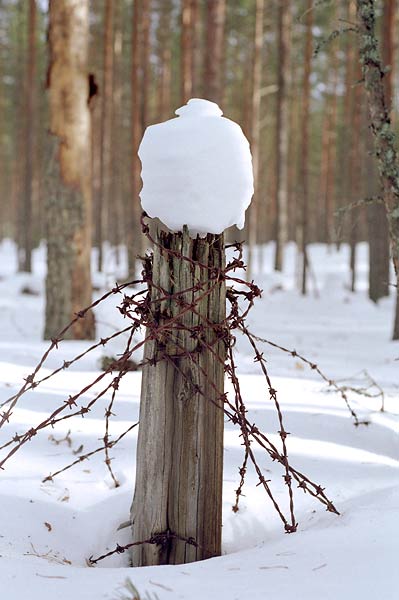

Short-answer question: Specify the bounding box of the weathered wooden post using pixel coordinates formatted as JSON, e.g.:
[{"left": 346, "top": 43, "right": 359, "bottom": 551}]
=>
[{"left": 130, "top": 99, "right": 253, "bottom": 566}]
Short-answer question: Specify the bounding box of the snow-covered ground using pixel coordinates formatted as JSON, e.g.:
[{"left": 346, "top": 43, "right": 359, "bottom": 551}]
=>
[{"left": 0, "top": 240, "right": 398, "bottom": 600}]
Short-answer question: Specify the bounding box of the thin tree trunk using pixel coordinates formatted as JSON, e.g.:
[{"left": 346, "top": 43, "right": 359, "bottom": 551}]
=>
[
  {"left": 141, "top": 0, "right": 151, "bottom": 129},
  {"left": 0, "top": 0, "right": 4, "bottom": 238},
  {"left": 21, "top": 0, "right": 36, "bottom": 272},
  {"left": 128, "top": 0, "right": 143, "bottom": 279},
  {"left": 45, "top": 0, "right": 94, "bottom": 340},
  {"left": 336, "top": 0, "right": 355, "bottom": 253},
  {"left": 274, "top": 0, "right": 291, "bottom": 271},
  {"left": 131, "top": 228, "right": 225, "bottom": 566},
  {"left": 191, "top": 0, "right": 201, "bottom": 96},
  {"left": 97, "top": 0, "right": 114, "bottom": 272},
  {"left": 157, "top": 0, "right": 173, "bottom": 121},
  {"left": 299, "top": 0, "right": 312, "bottom": 295},
  {"left": 204, "top": 0, "right": 226, "bottom": 105},
  {"left": 319, "top": 14, "right": 338, "bottom": 246},
  {"left": 13, "top": 0, "right": 26, "bottom": 271},
  {"left": 356, "top": 0, "right": 399, "bottom": 339},
  {"left": 368, "top": 0, "right": 393, "bottom": 302},
  {"left": 349, "top": 60, "right": 362, "bottom": 293},
  {"left": 110, "top": 0, "right": 123, "bottom": 259},
  {"left": 382, "top": 0, "right": 395, "bottom": 112},
  {"left": 181, "top": 0, "right": 195, "bottom": 103},
  {"left": 246, "top": 0, "right": 264, "bottom": 280}
]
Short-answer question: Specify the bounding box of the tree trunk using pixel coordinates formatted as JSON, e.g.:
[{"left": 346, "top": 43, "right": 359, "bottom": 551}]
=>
[
  {"left": 349, "top": 58, "right": 363, "bottom": 293},
  {"left": 157, "top": 0, "right": 173, "bottom": 121},
  {"left": 128, "top": 0, "right": 143, "bottom": 279},
  {"left": 21, "top": 0, "right": 36, "bottom": 273},
  {"left": 368, "top": 0, "right": 393, "bottom": 302},
  {"left": 131, "top": 227, "right": 226, "bottom": 566},
  {"left": 181, "top": 0, "right": 196, "bottom": 103},
  {"left": 45, "top": 0, "right": 94, "bottom": 340},
  {"left": 299, "top": 0, "right": 312, "bottom": 295},
  {"left": 368, "top": 201, "right": 390, "bottom": 302},
  {"left": 110, "top": 0, "right": 124, "bottom": 258},
  {"left": 382, "top": 0, "right": 395, "bottom": 113},
  {"left": 318, "top": 7, "right": 338, "bottom": 246},
  {"left": 274, "top": 0, "right": 291, "bottom": 271},
  {"left": 141, "top": 0, "right": 151, "bottom": 129},
  {"left": 97, "top": 0, "right": 114, "bottom": 272},
  {"left": 204, "top": 0, "right": 226, "bottom": 105},
  {"left": 246, "top": 0, "right": 264, "bottom": 280},
  {"left": 356, "top": 0, "right": 399, "bottom": 339},
  {"left": 13, "top": 0, "right": 26, "bottom": 263}
]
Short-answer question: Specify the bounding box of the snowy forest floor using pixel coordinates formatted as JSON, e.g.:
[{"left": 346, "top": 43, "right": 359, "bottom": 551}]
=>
[{"left": 0, "top": 240, "right": 398, "bottom": 600}]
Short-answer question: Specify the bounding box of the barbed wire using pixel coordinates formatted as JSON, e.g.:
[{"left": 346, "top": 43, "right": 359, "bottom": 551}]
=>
[{"left": 0, "top": 212, "right": 378, "bottom": 563}]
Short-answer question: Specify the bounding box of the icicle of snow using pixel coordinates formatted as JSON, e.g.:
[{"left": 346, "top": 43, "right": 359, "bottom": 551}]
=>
[{"left": 138, "top": 98, "right": 254, "bottom": 237}]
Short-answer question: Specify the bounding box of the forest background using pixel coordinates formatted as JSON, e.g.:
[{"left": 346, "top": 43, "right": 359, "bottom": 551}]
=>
[{"left": 0, "top": 0, "right": 398, "bottom": 334}]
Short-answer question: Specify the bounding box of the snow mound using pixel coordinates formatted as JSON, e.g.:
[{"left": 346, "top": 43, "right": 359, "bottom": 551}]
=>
[{"left": 139, "top": 98, "right": 254, "bottom": 237}]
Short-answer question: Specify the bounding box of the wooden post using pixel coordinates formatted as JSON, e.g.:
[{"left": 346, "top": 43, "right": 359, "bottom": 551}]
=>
[{"left": 130, "top": 226, "right": 226, "bottom": 566}]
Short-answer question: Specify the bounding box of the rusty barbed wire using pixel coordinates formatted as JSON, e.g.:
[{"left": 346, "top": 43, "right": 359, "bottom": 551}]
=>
[
  {"left": 1, "top": 212, "right": 378, "bottom": 563},
  {"left": 248, "top": 334, "right": 372, "bottom": 426}
]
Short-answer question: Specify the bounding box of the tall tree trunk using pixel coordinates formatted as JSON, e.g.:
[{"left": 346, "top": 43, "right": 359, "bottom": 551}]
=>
[
  {"left": 110, "top": 0, "right": 123, "bottom": 259},
  {"left": 318, "top": 8, "right": 338, "bottom": 246},
  {"left": 0, "top": 0, "right": 3, "bottom": 239},
  {"left": 349, "top": 60, "right": 363, "bottom": 293},
  {"left": 181, "top": 0, "right": 196, "bottom": 103},
  {"left": 204, "top": 0, "right": 226, "bottom": 105},
  {"left": 336, "top": 0, "right": 355, "bottom": 251},
  {"left": 368, "top": 0, "right": 393, "bottom": 302},
  {"left": 356, "top": 0, "right": 399, "bottom": 339},
  {"left": 274, "top": 0, "right": 291, "bottom": 271},
  {"left": 382, "top": 0, "right": 395, "bottom": 112},
  {"left": 97, "top": 0, "right": 114, "bottom": 272},
  {"left": 246, "top": 0, "right": 264, "bottom": 280},
  {"left": 157, "top": 0, "right": 173, "bottom": 121},
  {"left": 191, "top": 0, "right": 201, "bottom": 97},
  {"left": 45, "top": 0, "right": 94, "bottom": 340},
  {"left": 128, "top": 0, "right": 143, "bottom": 278},
  {"left": 299, "top": 0, "right": 312, "bottom": 295},
  {"left": 141, "top": 0, "right": 151, "bottom": 129},
  {"left": 13, "top": 0, "right": 26, "bottom": 263},
  {"left": 21, "top": 0, "right": 36, "bottom": 272},
  {"left": 131, "top": 228, "right": 225, "bottom": 566}
]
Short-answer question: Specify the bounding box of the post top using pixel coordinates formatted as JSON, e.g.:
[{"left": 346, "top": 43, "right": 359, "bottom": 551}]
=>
[{"left": 175, "top": 98, "right": 223, "bottom": 118}]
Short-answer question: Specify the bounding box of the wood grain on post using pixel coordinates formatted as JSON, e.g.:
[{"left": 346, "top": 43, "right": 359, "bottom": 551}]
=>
[{"left": 130, "top": 226, "right": 226, "bottom": 566}]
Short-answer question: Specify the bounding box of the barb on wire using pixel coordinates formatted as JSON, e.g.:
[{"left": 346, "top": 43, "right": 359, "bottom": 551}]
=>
[{"left": 248, "top": 333, "right": 370, "bottom": 426}]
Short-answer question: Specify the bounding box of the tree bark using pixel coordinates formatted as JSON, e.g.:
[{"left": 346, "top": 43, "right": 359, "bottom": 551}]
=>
[
  {"left": 128, "top": 0, "right": 144, "bottom": 279},
  {"left": 299, "top": 0, "right": 312, "bottom": 295},
  {"left": 96, "top": 0, "right": 114, "bottom": 271},
  {"left": 368, "top": 0, "right": 393, "bottom": 302},
  {"left": 349, "top": 60, "right": 363, "bottom": 293},
  {"left": 181, "top": 0, "right": 196, "bottom": 104},
  {"left": 141, "top": 0, "right": 151, "bottom": 129},
  {"left": 45, "top": 0, "right": 94, "bottom": 340},
  {"left": 157, "top": 0, "right": 173, "bottom": 121},
  {"left": 382, "top": 0, "right": 395, "bottom": 112},
  {"left": 204, "top": 0, "right": 226, "bottom": 105},
  {"left": 318, "top": 5, "right": 338, "bottom": 246},
  {"left": 356, "top": 0, "right": 399, "bottom": 339},
  {"left": 21, "top": 0, "right": 36, "bottom": 273},
  {"left": 274, "top": 0, "right": 291, "bottom": 271},
  {"left": 110, "top": 0, "right": 124, "bottom": 258},
  {"left": 97, "top": 0, "right": 114, "bottom": 272},
  {"left": 131, "top": 227, "right": 225, "bottom": 566},
  {"left": 246, "top": 0, "right": 264, "bottom": 280}
]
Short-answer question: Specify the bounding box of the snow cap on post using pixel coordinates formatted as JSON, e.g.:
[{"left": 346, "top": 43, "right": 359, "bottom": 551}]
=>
[{"left": 138, "top": 98, "right": 254, "bottom": 237}]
